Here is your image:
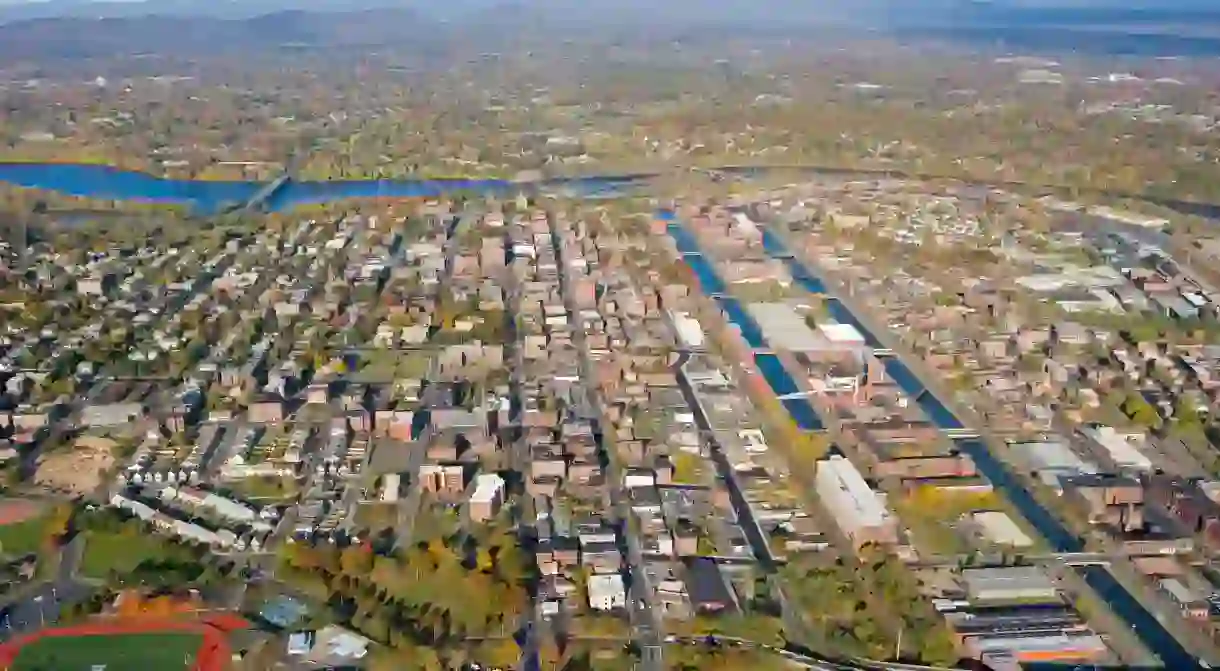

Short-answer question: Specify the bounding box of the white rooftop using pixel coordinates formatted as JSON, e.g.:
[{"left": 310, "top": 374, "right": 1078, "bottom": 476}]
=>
[
  {"left": 818, "top": 322, "right": 866, "bottom": 345},
  {"left": 1085, "top": 426, "right": 1153, "bottom": 471},
  {"left": 471, "top": 473, "right": 505, "bottom": 504},
  {"left": 816, "top": 455, "right": 891, "bottom": 530},
  {"left": 746, "top": 302, "right": 823, "bottom": 351}
]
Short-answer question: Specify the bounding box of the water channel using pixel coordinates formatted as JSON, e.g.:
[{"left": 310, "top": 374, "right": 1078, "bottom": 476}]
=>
[
  {"left": 758, "top": 224, "right": 1202, "bottom": 670},
  {"left": 660, "top": 210, "right": 823, "bottom": 431}
]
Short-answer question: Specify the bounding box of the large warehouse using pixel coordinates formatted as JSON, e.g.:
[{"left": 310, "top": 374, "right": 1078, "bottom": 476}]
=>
[{"left": 745, "top": 302, "right": 821, "bottom": 351}]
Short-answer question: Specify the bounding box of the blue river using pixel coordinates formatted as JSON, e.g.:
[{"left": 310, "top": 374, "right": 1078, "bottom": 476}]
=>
[
  {"left": 759, "top": 224, "right": 1202, "bottom": 669},
  {"left": 0, "top": 163, "right": 647, "bottom": 213}
]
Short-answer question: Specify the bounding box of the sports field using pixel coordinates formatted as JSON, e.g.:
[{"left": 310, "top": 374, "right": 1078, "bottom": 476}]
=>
[{"left": 9, "top": 631, "right": 203, "bottom": 670}]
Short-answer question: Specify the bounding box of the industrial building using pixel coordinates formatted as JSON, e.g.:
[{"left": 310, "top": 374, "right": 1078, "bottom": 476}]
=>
[
  {"left": 815, "top": 454, "right": 897, "bottom": 548},
  {"left": 941, "top": 601, "right": 1108, "bottom": 664},
  {"left": 1010, "top": 440, "right": 1099, "bottom": 491},
  {"left": 961, "top": 566, "right": 1059, "bottom": 602},
  {"left": 970, "top": 511, "right": 1034, "bottom": 548},
  {"left": 745, "top": 302, "right": 823, "bottom": 351},
  {"left": 963, "top": 630, "right": 1107, "bottom": 663},
  {"left": 1081, "top": 425, "right": 1153, "bottom": 472}
]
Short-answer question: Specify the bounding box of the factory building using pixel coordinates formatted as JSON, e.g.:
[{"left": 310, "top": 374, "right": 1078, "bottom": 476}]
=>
[
  {"left": 961, "top": 566, "right": 1059, "bottom": 602},
  {"left": 815, "top": 455, "right": 897, "bottom": 548}
]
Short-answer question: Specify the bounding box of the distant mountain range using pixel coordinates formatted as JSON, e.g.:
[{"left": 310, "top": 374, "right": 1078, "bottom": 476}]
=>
[
  {"left": 2, "top": 0, "right": 1220, "bottom": 25},
  {"left": 0, "top": 7, "right": 450, "bottom": 61},
  {"left": 1, "top": 0, "right": 1220, "bottom": 61},
  {"left": 0, "top": 0, "right": 869, "bottom": 25}
]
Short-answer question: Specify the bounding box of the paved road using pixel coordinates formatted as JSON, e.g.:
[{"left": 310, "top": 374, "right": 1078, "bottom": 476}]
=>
[
  {"left": 498, "top": 227, "right": 543, "bottom": 671},
  {"left": 0, "top": 535, "right": 90, "bottom": 639},
  {"left": 548, "top": 211, "right": 664, "bottom": 671}
]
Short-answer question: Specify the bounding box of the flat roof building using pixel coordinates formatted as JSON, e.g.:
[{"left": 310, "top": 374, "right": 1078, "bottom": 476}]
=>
[
  {"left": 745, "top": 302, "right": 823, "bottom": 351},
  {"left": 669, "top": 310, "right": 705, "bottom": 348},
  {"left": 972, "top": 511, "right": 1034, "bottom": 548},
  {"left": 962, "top": 567, "right": 1058, "bottom": 603},
  {"left": 818, "top": 322, "right": 866, "bottom": 347},
  {"left": 815, "top": 455, "right": 897, "bottom": 548},
  {"left": 1082, "top": 426, "right": 1153, "bottom": 472}
]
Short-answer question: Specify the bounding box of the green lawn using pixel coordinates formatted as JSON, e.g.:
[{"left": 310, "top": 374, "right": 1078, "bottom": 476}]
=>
[
  {"left": 11, "top": 632, "right": 203, "bottom": 671},
  {"left": 0, "top": 517, "right": 47, "bottom": 559},
  {"left": 222, "top": 476, "right": 299, "bottom": 502},
  {"left": 79, "top": 531, "right": 174, "bottom": 579}
]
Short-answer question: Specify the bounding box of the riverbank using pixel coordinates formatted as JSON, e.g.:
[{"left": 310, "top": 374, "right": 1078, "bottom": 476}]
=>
[{"left": 2, "top": 160, "right": 1219, "bottom": 221}]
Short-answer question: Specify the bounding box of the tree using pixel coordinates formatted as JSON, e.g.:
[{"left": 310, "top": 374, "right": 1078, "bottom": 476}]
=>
[
  {"left": 474, "top": 638, "right": 520, "bottom": 669},
  {"left": 1174, "top": 397, "right": 1204, "bottom": 431},
  {"left": 791, "top": 431, "right": 831, "bottom": 464},
  {"left": 340, "top": 544, "right": 373, "bottom": 577},
  {"left": 1124, "top": 394, "right": 1161, "bottom": 428}
]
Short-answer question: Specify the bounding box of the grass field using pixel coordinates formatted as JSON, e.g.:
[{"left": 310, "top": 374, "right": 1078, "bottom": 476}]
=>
[
  {"left": 10, "top": 632, "right": 202, "bottom": 670},
  {"left": 79, "top": 531, "right": 174, "bottom": 579},
  {"left": 0, "top": 517, "right": 47, "bottom": 559}
]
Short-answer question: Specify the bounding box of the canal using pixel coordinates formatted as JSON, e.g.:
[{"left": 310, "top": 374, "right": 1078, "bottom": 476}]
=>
[
  {"left": 661, "top": 211, "right": 823, "bottom": 430},
  {"left": 760, "top": 223, "right": 1203, "bottom": 669}
]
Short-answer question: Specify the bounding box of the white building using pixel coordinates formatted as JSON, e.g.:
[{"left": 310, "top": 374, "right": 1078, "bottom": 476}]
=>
[
  {"left": 815, "top": 455, "right": 897, "bottom": 547},
  {"left": 470, "top": 473, "right": 505, "bottom": 522},
  {"left": 818, "top": 322, "right": 866, "bottom": 348},
  {"left": 1083, "top": 425, "right": 1153, "bottom": 472},
  {"left": 588, "top": 573, "right": 627, "bottom": 611},
  {"left": 381, "top": 473, "right": 401, "bottom": 502},
  {"left": 669, "top": 310, "right": 705, "bottom": 348}
]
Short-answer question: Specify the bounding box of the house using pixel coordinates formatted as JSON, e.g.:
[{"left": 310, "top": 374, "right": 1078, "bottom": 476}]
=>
[
  {"left": 248, "top": 397, "right": 284, "bottom": 424},
  {"left": 580, "top": 540, "right": 621, "bottom": 573},
  {"left": 469, "top": 473, "right": 504, "bottom": 522}
]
